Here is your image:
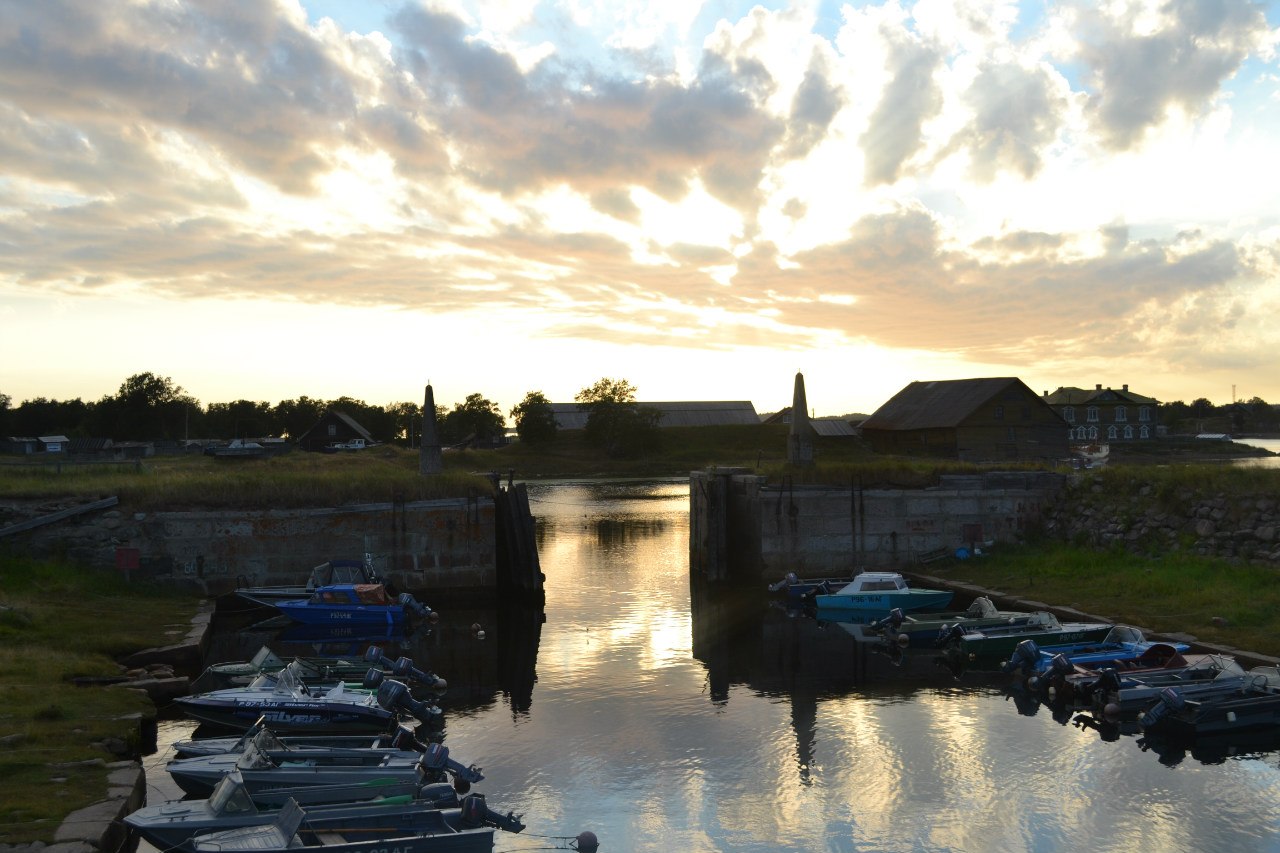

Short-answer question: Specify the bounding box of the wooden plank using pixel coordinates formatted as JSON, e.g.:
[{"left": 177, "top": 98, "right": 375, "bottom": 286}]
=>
[{"left": 0, "top": 496, "right": 119, "bottom": 538}]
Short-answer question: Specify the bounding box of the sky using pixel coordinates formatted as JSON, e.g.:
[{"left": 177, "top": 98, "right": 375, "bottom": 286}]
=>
[{"left": 2, "top": 0, "right": 1279, "bottom": 419}]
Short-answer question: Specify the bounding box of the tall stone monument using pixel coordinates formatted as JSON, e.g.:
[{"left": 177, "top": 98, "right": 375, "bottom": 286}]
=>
[
  {"left": 419, "top": 384, "right": 443, "bottom": 475},
  {"left": 787, "top": 371, "right": 814, "bottom": 467}
]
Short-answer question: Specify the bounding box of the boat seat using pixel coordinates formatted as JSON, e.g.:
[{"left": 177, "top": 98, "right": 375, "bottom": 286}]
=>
[{"left": 313, "top": 831, "right": 346, "bottom": 844}]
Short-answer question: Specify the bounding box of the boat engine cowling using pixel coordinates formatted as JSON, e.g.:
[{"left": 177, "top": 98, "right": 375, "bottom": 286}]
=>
[
  {"left": 416, "top": 781, "right": 461, "bottom": 809},
  {"left": 1003, "top": 640, "right": 1040, "bottom": 673},
  {"left": 376, "top": 678, "right": 443, "bottom": 726},
  {"left": 459, "top": 793, "right": 526, "bottom": 833},
  {"left": 936, "top": 623, "right": 967, "bottom": 648},
  {"left": 364, "top": 647, "right": 448, "bottom": 690},
  {"left": 397, "top": 592, "right": 434, "bottom": 619},
  {"left": 871, "top": 608, "right": 905, "bottom": 633},
  {"left": 363, "top": 667, "right": 385, "bottom": 690},
  {"left": 1139, "top": 686, "right": 1187, "bottom": 729},
  {"left": 418, "top": 742, "right": 485, "bottom": 783}
]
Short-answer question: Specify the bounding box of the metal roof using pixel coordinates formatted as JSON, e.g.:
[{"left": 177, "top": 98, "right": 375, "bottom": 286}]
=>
[
  {"left": 1042, "top": 385, "right": 1160, "bottom": 406},
  {"left": 860, "top": 378, "right": 1032, "bottom": 431},
  {"left": 549, "top": 401, "right": 760, "bottom": 430}
]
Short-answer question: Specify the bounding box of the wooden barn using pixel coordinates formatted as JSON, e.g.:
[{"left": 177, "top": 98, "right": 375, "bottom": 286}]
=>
[
  {"left": 860, "top": 377, "right": 1069, "bottom": 462},
  {"left": 295, "top": 410, "right": 375, "bottom": 452}
]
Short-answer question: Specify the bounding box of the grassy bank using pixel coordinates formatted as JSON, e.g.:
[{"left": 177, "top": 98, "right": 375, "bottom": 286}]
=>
[
  {"left": 0, "top": 557, "right": 199, "bottom": 844},
  {"left": 918, "top": 542, "right": 1280, "bottom": 659}
]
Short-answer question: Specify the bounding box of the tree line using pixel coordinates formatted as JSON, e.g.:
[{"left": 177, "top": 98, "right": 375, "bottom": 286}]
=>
[{"left": 0, "top": 373, "right": 665, "bottom": 457}]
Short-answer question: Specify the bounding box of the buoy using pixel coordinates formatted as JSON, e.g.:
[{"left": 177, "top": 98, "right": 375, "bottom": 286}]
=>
[
  {"left": 573, "top": 830, "right": 599, "bottom": 852},
  {"left": 476, "top": 629, "right": 486, "bottom": 640},
  {"left": 896, "top": 633, "right": 910, "bottom": 647},
  {"left": 471, "top": 622, "right": 481, "bottom": 632},
  {"left": 1103, "top": 702, "right": 1121, "bottom": 718}
]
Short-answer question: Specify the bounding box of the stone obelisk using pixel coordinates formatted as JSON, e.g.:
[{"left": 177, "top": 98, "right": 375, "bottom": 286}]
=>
[
  {"left": 787, "top": 371, "right": 814, "bottom": 467},
  {"left": 419, "top": 384, "right": 443, "bottom": 475}
]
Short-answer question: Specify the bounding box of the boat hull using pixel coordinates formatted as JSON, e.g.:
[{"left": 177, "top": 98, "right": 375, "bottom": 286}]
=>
[
  {"left": 274, "top": 601, "right": 408, "bottom": 628},
  {"left": 955, "top": 624, "right": 1114, "bottom": 659},
  {"left": 812, "top": 589, "right": 953, "bottom": 613},
  {"left": 173, "top": 695, "right": 396, "bottom": 734}
]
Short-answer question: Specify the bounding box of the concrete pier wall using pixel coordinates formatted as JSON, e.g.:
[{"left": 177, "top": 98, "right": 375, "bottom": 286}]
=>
[
  {"left": 691, "top": 469, "right": 1065, "bottom": 583},
  {"left": 5, "top": 497, "right": 499, "bottom": 597}
]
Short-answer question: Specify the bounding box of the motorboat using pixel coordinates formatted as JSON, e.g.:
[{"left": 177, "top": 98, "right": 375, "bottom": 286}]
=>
[
  {"left": 174, "top": 717, "right": 429, "bottom": 759},
  {"left": 124, "top": 769, "right": 481, "bottom": 849},
  {"left": 269, "top": 584, "right": 433, "bottom": 629},
  {"left": 939, "top": 611, "right": 1114, "bottom": 660},
  {"left": 865, "top": 597, "right": 1037, "bottom": 647},
  {"left": 1139, "top": 666, "right": 1280, "bottom": 737},
  {"left": 1001, "top": 626, "right": 1190, "bottom": 678},
  {"left": 1083, "top": 655, "right": 1249, "bottom": 714},
  {"left": 191, "top": 646, "right": 447, "bottom": 694},
  {"left": 233, "top": 557, "right": 387, "bottom": 606},
  {"left": 173, "top": 662, "right": 440, "bottom": 733},
  {"left": 166, "top": 726, "right": 484, "bottom": 798},
  {"left": 811, "top": 572, "right": 953, "bottom": 614},
  {"left": 178, "top": 794, "right": 520, "bottom": 853}
]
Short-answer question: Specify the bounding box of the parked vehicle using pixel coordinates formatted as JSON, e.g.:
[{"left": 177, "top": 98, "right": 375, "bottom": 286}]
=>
[{"left": 1139, "top": 667, "right": 1280, "bottom": 737}]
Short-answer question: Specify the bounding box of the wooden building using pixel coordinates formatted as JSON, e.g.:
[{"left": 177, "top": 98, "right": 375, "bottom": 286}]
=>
[
  {"left": 295, "top": 410, "right": 375, "bottom": 452},
  {"left": 860, "top": 377, "right": 1069, "bottom": 462},
  {"left": 1041, "top": 384, "right": 1159, "bottom": 443}
]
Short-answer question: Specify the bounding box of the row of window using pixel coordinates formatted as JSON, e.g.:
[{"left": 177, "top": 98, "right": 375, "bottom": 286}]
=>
[
  {"left": 1072, "top": 425, "right": 1150, "bottom": 440},
  {"left": 1062, "top": 405, "right": 1151, "bottom": 424}
]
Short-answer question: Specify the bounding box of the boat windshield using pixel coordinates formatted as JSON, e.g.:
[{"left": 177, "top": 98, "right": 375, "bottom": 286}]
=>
[
  {"left": 271, "top": 665, "right": 306, "bottom": 696},
  {"left": 249, "top": 647, "right": 284, "bottom": 670},
  {"left": 208, "top": 772, "right": 258, "bottom": 816},
  {"left": 234, "top": 743, "right": 278, "bottom": 770},
  {"left": 250, "top": 727, "right": 288, "bottom": 752},
  {"left": 1103, "top": 626, "right": 1145, "bottom": 644},
  {"left": 967, "top": 597, "right": 998, "bottom": 617}
]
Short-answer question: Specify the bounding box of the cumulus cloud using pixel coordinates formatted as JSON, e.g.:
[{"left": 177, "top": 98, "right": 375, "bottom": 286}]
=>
[{"left": 1073, "top": 0, "right": 1269, "bottom": 150}]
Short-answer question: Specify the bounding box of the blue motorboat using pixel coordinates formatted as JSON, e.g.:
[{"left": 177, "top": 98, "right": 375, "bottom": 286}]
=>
[
  {"left": 233, "top": 557, "right": 387, "bottom": 607},
  {"left": 812, "top": 572, "right": 953, "bottom": 614},
  {"left": 269, "top": 584, "right": 433, "bottom": 628},
  {"left": 1002, "top": 625, "right": 1190, "bottom": 680}
]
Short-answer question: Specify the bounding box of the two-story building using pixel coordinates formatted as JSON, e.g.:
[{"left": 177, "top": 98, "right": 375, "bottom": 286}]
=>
[{"left": 1041, "top": 384, "right": 1159, "bottom": 443}]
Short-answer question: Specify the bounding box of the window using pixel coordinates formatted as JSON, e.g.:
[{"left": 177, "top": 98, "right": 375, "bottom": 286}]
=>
[
  {"left": 1087, "top": 406, "right": 1099, "bottom": 422},
  {"left": 1006, "top": 427, "right": 1016, "bottom": 442},
  {"left": 1107, "top": 425, "right": 1118, "bottom": 439},
  {"left": 1075, "top": 426, "right": 1087, "bottom": 440},
  {"left": 327, "top": 424, "right": 337, "bottom": 437},
  {"left": 994, "top": 406, "right": 1004, "bottom": 420},
  {"left": 1139, "top": 406, "right": 1151, "bottom": 422},
  {"left": 1088, "top": 426, "right": 1098, "bottom": 440},
  {"left": 1116, "top": 406, "right": 1127, "bottom": 422},
  {"left": 1063, "top": 406, "right": 1075, "bottom": 423},
  {"left": 1124, "top": 425, "right": 1133, "bottom": 439},
  {"left": 1140, "top": 425, "right": 1150, "bottom": 438}
]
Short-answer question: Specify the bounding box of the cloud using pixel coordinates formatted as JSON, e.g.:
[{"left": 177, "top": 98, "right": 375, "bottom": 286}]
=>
[
  {"left": 858, "top": 22, "right": 944, "bottom": 186},
  {"left": 955, "top": 60, "right": 1067, "bottom": 181},
  {"left": 1073, "top": 0, "right": 1270, "bottom": 150}
]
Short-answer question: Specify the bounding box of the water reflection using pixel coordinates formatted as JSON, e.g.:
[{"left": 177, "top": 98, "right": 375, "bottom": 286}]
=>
[{"left": 163, "top": 479, "right": 1280, "bottom": 853}]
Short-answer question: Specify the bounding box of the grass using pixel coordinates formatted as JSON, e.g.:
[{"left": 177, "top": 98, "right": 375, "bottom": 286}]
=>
[
  {"left": 921, "top": 542, "right": 1280, "bottom": 659},
  {"left": 0, "top": 556, "right": 200, "bottom": 844}
]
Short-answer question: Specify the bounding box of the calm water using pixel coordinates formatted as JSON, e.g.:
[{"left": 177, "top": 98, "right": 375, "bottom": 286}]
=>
[
  {"left": 144, "top": 479, "right": 1280, "bottom": 853},
  {"left": 1235, "top": 437, "right": 1280, "bottom": 468}
]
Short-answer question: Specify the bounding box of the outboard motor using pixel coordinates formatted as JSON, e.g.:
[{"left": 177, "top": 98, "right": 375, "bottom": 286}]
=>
[
  {"left": 362, "top": 667, "right": 386, "bottom": 690},
  {"left": 936, "top": 622, "right": 967, "bottom": 648},
  {"left": 870, "top": 608, "right": 905, "bottom": 634},
  {"left": 1083, "top": 668, "right": 1122, "bottom": 708},
  {"left": 365, "top": 647, "right": 449, "bottom": 691},
  {"left": 389, "top": 725, "right": 427, "bottom": 752},
  {"left": 417, "top": 741, "right": 485, "bottom": 784},
  {"left": 397, "top": 592, "right": 435, "bottom": 620},
  {"left": 1139, "top": 686, "right": 1187, "bottom": 730},
  {"left": 1002, "top": 640, "right": 1040, "bottom": 674},
  {"left": 458, "top": 793, "right": 526, "bottom": 833},
  {"left": 1028, "top": 653, "right": 1074, "bottom": 691},
  {"left": 376, "top": 678, "right": 443, "bottom": 726},
  {"left": 416, "top": 781, "right": 461, "bottom": 809}
]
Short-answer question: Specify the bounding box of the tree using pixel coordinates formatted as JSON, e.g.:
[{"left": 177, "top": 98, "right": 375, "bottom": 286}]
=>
[
  {"left": 384, "top": 401, "right": 422, "bottom": 446},
  {"left": 0, "top": 392, "right": 10, "bottom": 435},
  {"left": 206, "top": 400, "right": 275, "bottom": 439},
  {"left": 105, "top": 373, "right": 198, "bottom": 440},
  {"left": 574, "top": 377, "right": 662, "bottom": 458},
  {"left": 273, "top": 397, "right": 327, "bottom": 440},
  {"left": 511, "top": 391, "right": 557, "bottom": 444},
  {"left": 439, "top": 393, "right": 505, "bottom": 445},
  {"left": 12, "top": 397, "right": 91, "bottom": 437}
]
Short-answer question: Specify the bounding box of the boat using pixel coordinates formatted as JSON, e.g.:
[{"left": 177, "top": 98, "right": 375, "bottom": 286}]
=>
[
  {"left": 1002, "top": 626, "right": 1190, "bottom": 678},
  {"left": 191, "top": 646, "right": 448, "bottom": 694},
  {"left": 811, "top": 572, "right": 953, "bottom": 614},
  {"left": 178, "top": 795, "right": 517, "bottom": 853},
  {"left": 166, "top": 725, "right": 484, "bottom": 798},
  {"left": 863, "top": 597, "right": 1036, "bottom": 647},
  {"left": 234, "top": 557, "right": 389, "bottom": 607},
  {"left": 939, "top": 611, "right": 1114, "bottom": 661},
  {"left": 269, "top": 584, "right": 433, "bottom": 629},
  {"left": 173, "top": 662, "right": 440, "bottom": 733},
  {"left": 124, "top": 769, "right": 489, "bottom": 849},
  {"left": 175, "top": 717, "right": 431, "bottom": 759},
  {"left": 1082, "top": 654, "right": 1249, "bottom": 714},
  {"left": 1139, "top": 666, "right": 1280, "bottom": 737},
  {"left": 208, "top": 439, "right": 270, "bottom": 459}
]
